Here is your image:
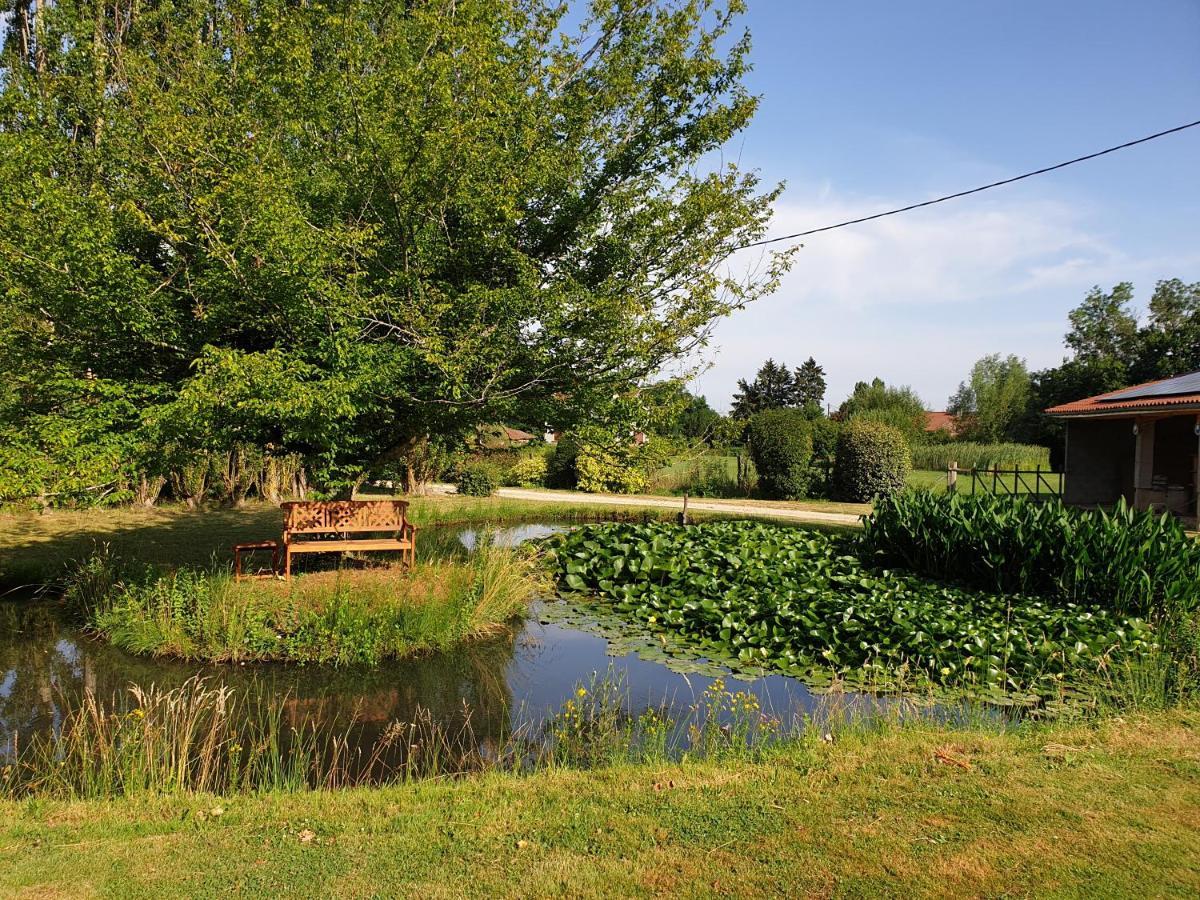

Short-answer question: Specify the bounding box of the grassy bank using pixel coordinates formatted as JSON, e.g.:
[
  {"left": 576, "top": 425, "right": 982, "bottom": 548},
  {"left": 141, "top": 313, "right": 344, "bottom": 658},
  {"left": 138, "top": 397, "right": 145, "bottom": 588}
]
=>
[
  {"left": 0, "top": 494, "right": 690, "bottom": 591},
  {"left": 70, "top": 544, "right": 547, "bottom": 665},
  {"left": 1, "top": 710, "right": 1197, "bottom": 897}
]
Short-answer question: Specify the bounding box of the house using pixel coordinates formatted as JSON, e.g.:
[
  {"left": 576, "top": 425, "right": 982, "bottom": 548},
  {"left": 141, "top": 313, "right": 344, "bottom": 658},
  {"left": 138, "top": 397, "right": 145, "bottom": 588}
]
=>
[
  {"left": 1046, "top": 370, "right": 1200, "bottom": 518},
  {"left": 503, "top": 427, "right": 536, "bottom": 447},
  {"left": 924, "top": 410, "right": 959, "bottom": 436}
]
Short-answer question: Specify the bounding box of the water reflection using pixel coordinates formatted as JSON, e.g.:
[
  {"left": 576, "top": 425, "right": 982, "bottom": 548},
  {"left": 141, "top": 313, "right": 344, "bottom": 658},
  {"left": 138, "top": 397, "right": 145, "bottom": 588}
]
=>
[{"left": 0, "top": 522, "right": 889, "bottom": 780}]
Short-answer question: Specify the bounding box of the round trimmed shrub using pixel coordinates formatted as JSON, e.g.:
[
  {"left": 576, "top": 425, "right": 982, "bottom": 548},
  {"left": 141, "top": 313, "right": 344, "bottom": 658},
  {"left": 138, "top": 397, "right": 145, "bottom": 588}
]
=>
[
  {"left": 746, "top": 408, "right": 814, "bottom": 500},
  {"left": 833, "top": 420, "right": 911, "bottom": 502},
  {"left": 456, "top": 465, "right": 498, "bottom": 497}
]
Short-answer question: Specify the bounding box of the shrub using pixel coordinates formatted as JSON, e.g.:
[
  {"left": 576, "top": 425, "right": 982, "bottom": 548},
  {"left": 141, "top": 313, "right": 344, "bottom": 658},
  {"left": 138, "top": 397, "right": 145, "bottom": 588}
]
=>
[
  {"left": 860, "top": 492, "right": 1200, "bottom": 617},
  {"left": 545, "top": 435, "right": 581, "bottom": 488},
  {"left": 833, "top": 420, "right": 910, "bottom": 502},
  {"left": 809, "top": 417, "right": 841, "bottom": 461},
  {"left": 456, "top": 465, "right": 498, "bottom": 497},
  {"left": 575, "top": 444, "right": 650, "bottom": 494},
  {"left": 746, "top": 409, "right": 813, "bottom": 500},
  {"left": 505, "top": 452, "right": 549, "bottom": 488},
  {"left": 910, "top": 442, "right": 1050, "bottom": 472}
]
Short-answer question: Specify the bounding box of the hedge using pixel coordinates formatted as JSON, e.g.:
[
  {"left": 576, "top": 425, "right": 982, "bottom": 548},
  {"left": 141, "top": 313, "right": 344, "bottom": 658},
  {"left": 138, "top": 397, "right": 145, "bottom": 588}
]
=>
[
  {"left": 746, "top": 409, "right": 813, "bottom": 500},
  {"left": 833, "top": 420, "right": 910, "bottom": 502}
]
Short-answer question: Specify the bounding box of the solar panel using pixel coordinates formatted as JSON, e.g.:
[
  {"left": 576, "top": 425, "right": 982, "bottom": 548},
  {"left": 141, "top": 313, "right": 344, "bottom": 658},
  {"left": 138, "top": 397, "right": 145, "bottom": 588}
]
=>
[{"left": 1099, "top": 370, "right": 1200, "bottom": 402}]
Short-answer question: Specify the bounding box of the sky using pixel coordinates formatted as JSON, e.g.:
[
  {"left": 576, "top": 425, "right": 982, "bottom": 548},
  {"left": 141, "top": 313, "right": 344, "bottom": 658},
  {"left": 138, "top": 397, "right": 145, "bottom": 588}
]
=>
[{"left": 686, "top": 0, "right": 1200, "bottom": 413}]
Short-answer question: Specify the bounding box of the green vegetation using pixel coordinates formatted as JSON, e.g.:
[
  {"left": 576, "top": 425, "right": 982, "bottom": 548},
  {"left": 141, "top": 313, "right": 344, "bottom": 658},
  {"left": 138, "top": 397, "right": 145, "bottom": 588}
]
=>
[
  {"left": 837, "top": 377, "right": 927, "bottom": 444},
  {"left": 910, "top": 441, "right": 1051, "bottom": 472},
  {"left": 455, "top": 465, "right": 499, "bottom": 498},
  {"left": 862, "top": 493, "right": 1200, "bottom": 616},
  {"left": 0, "top": 494, "right": 691, "bottom": 591},
  {"left": 833, "top": 420, "right": 911, "bottom": 502},
  {"left": 947, "top": 354, "right": 1032, "bottom": 442},
  {"left": 550, "top": 521, "right": 1153, "bottom": 697},
  {"left": 2, "top": 711, "right": 1197, "bottom": 896},
  {"left": 746, "top": 408, "right": 814, "bottom": 500},
  {"left": 66, "top": 544, "right": 545, "bottom": 665},
  {"left": 0, "top": 0, "right": 791, "bottom": 506}
]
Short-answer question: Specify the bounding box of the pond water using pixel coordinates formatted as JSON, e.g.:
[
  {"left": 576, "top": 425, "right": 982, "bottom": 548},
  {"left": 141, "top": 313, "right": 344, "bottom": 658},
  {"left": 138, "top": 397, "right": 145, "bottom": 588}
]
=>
[{"left": 0, "top": 521, "right": 908, "bottom": 776}]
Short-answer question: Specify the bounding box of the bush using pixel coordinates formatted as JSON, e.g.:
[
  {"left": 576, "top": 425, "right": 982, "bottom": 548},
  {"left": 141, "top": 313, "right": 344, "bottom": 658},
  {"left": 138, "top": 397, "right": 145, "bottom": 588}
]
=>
[
  {"left": 746, "top": 409, "right": 813, "bottom": 500},
  {"left": 545, "top": 435, "right": 581, "bottom": 489},
  {"left": 456, "top": 465, "right": 498, "bottom": 497},
  {"left": 833, "top": 421, "right": 910, "bottom": 502},
  {"left": 910, "top": 442, "right": 1050, "bottom": 472},
  {"left": 860, "top": 492, "right": 1200, "bottom": 617},
  {"left": 809, "top": 417, "right": 841, "bottom": 462},
  {"left": 504, "top": 452, "right": 549, "bottom": 488},
  {"left": 575, "top": 444, "right": 650, "bottom": 494}
]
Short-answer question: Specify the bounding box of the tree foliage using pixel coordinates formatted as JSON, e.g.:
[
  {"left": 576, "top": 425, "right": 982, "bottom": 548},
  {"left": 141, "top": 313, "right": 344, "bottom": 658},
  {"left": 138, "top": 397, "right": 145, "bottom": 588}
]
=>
[
  {"left": 947, "top": 354, "right": 1030, "bottom": 443},
  {"left": 746, "top": 408, "right": 813, "bottom": 500},
  {"left": 731, "top": 356, "right": 825, "bottom": 418},
  {"left": 837, "top": 378, "right": 926, "bottom": 444},
  {"left": 0, "top": 0, "right": 790, "bottom": 501}
]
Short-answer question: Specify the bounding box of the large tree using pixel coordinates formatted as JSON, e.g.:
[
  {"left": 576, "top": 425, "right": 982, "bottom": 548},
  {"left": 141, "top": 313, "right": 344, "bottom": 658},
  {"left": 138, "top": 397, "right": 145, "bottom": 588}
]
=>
[
  {"left": 0, "top": 0, "right": 790, "bottom": 499},
  {"left": 947, "top": 354, "right": 1030, "bottom": 443},
  {"left": 731, "top": 358, "right": 797, "bottom": 417},
  {"left": 793, "top": 357, "right": 827, "bottom": 409},
  {"left": 837, "top": 378, "right": 926, "bottom": 444}
]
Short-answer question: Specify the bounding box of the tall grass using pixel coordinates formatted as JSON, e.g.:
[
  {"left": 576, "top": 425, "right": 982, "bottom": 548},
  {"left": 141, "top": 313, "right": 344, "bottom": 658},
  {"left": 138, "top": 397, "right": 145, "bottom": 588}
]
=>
[
  {"left": 67, "top": 543, "right": 549, "bottom": 664},
  {"left": 910, "top": 442, "right": 1050, "bottom": 472},
  {"left": 0, "top": 671, "right": 960, "bottom": 799}
]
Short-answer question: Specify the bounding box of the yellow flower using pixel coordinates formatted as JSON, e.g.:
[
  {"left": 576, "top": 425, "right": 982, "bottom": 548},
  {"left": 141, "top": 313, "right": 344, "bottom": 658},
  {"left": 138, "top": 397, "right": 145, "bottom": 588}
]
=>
[{"left": 576, "top": 687, "right": 587, "bottom": 699}]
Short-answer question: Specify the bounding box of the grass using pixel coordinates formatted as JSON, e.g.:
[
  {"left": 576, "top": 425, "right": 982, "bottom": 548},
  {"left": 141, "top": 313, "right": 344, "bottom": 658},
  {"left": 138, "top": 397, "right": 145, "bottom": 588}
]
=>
[
  {"left": 1, "top": 710, "right": 1197, "bottom": 896},
  {"left": 908, "top": 467, "right": 1064, "bottom": 496},
  {"left": 71, "top": 543, "right": 548, "bottom": 665},
  {"left": 0, "top": 494, "right": 696, "bottom": 591}
]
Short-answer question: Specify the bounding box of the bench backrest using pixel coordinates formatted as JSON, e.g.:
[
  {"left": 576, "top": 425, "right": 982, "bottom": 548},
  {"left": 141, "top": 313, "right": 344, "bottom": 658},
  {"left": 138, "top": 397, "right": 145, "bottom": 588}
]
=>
[{"left": 282, "top": 500, "right": 410, "bottom": 535}]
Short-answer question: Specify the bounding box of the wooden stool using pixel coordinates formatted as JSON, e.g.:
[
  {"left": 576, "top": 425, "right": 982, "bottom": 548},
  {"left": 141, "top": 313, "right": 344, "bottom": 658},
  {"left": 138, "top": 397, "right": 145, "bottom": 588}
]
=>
[{"left": 233, "top": 541, "right": 279, "bottom": 580}]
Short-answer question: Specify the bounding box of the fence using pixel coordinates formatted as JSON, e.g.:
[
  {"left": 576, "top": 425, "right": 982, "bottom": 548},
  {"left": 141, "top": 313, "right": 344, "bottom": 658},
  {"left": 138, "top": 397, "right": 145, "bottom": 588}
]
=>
[{"left": 946, "top": 463, "right": 1063, "bottom": 499}]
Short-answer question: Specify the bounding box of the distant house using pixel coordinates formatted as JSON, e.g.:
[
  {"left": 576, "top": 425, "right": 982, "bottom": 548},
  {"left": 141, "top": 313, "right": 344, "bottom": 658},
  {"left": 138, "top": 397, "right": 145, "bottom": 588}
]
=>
[
  {"left": 924, "top": 410, "right": 960, "bottom": 436},
  {"left": 503, "top": 427, "right": 536, "bottom": 447},
  {"left": 1046, "top": 371, "right": 1200, "bottom": 519}
]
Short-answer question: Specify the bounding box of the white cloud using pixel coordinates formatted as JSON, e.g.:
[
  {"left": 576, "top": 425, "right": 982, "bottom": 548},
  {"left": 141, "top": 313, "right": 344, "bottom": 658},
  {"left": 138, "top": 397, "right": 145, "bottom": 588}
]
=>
[{"left": 689, "top": 187, "right": 1195, "bottom": 412}]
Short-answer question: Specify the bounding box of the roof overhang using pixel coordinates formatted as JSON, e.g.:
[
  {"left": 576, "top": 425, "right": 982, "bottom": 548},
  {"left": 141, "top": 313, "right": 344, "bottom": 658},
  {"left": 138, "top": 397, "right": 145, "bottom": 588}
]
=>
[{"left": 1049, "top": 405, "right": 1200, "bottom": 420}]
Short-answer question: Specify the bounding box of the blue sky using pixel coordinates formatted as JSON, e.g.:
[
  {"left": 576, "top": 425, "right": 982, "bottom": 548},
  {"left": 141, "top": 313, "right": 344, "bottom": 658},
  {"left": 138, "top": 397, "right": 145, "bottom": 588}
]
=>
[{"left": 687, "top": 0, "right": 1200, "bottom": 412}]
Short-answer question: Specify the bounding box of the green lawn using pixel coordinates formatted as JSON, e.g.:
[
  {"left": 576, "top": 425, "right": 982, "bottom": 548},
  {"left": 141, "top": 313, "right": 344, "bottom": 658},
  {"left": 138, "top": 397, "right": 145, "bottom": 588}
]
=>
[
  {"left": 0, "top": 494, "right": 689, "bottom": 588},
  {"left": 1, "top": 712, "right": 1197, "bottom": 897}
]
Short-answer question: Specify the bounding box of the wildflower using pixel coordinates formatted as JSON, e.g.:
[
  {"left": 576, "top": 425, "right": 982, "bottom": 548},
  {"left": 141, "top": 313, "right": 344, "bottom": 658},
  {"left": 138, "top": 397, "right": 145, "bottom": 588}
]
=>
[{"left": 576, "top": 687, "right": 587, "bottom": 699}]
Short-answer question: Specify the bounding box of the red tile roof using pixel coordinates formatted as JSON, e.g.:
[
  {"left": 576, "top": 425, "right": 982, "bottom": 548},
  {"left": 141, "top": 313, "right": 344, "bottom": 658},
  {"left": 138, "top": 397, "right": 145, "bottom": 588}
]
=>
[
  {"left": 504, "top": 427, "right": 536, "bottom": 442},
  {"left": 924, "top": 411, "right": 958, "bottom": 433},
  {"left": 1046, "top": 373, "right": 1200, "bottom": 416}
]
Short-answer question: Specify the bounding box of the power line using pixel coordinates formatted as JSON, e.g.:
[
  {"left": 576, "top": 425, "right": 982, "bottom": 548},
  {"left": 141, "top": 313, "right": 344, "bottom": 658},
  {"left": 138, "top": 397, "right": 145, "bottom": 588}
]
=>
[{"left": 739, "top": 118, "right": 1200, "bottom": 250}]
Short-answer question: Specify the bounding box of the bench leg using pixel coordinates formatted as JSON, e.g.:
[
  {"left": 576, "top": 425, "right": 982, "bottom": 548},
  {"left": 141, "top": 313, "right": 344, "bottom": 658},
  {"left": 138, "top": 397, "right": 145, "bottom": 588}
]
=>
[{"left": 284, "top": 547, "right": 291, "bottom": 581}]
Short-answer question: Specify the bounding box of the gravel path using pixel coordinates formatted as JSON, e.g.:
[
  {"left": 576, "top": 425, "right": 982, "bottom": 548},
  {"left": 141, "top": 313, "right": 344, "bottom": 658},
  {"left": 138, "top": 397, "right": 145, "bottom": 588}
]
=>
[{"left": 488, "top": 486, "right": 864, "bottom": 527}]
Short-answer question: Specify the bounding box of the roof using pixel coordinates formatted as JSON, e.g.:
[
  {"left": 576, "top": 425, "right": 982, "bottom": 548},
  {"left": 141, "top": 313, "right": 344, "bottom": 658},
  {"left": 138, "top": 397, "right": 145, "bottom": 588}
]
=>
[
  {"left": 504, "top": 427, "right": 536, "bottom": 442},
  {"left": 924, "top": 411, "right": 958, "bottom": 432},
  {"left": 1046, "top": 370, "right": 1200, "bottom": 417}
]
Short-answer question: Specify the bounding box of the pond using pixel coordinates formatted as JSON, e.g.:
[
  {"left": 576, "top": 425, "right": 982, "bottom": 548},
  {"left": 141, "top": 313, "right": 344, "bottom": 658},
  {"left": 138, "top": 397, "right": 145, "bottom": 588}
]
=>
[{"left": 0, "top": 521, "right": 922, "bottom": 781}]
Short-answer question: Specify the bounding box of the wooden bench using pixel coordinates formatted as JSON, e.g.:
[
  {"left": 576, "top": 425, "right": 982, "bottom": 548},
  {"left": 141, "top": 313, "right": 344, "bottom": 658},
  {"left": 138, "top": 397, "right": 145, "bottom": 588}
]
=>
[{"left": 279, "top": 499, "right": 417, "bottom": 580}]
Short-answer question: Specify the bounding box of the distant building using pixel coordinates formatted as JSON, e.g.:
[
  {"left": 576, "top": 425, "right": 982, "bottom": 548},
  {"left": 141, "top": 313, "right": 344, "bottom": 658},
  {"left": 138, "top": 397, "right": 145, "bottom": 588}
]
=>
[
  {"left": 1046, "top": 370, "right": 1200, "bottom": 519},
  {"left": 503, "top": 427, "right": 536, "bottom": 447},
  {"left": 924, "top": 410, "right": 960, "bottom": 436}
]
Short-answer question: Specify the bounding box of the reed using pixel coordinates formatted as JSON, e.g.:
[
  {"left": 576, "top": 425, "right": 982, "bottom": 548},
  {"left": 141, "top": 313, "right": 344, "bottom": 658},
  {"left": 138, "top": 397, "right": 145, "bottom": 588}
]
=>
[
  {"left": 68, "top": 542, "right": 550, "bottom": 664},
  {"left": 1, "top": 670, "right": 1001, "bottom": 800}
]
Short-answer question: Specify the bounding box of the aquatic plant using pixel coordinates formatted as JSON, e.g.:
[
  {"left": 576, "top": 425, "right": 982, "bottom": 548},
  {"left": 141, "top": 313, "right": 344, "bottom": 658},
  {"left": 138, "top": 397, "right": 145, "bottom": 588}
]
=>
[
  {"left": 548, "top": 521, "right": 1156, "bottom": 698},
  {"left": 860, "top": 492, "right": 1200, "bottom": 616},
  {"left": 68, "top": 542, "right": 549, "bottom": 664}
]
